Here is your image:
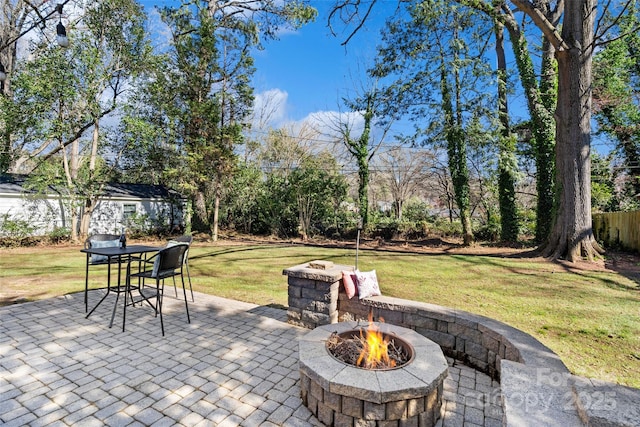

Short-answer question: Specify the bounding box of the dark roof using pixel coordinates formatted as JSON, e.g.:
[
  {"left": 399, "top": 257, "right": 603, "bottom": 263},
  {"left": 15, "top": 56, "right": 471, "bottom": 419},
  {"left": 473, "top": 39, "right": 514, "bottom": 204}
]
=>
[
  {"left": 0, "top": 174, "right": 26, "bottom": 194},
  {"left": 104, "top": 182, "right": 176, "bottom": 199},
  {"left": 0, "top": 174, "right": 181, "bottom": 200}
]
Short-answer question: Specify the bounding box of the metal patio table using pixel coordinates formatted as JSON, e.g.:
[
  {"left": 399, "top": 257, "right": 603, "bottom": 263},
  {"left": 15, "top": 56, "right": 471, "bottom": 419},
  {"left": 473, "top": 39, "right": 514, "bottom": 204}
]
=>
[{"left": 81, "top": 244, "right": 161, "bottom": 328}]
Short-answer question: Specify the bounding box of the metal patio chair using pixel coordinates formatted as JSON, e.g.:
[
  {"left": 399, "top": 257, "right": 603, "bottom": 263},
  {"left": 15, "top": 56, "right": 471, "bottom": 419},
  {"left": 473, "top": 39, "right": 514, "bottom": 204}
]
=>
[
  {"left": 85, "top": 233, "right": 121, "bottom": 264},
  {"left": 124, "top": 243, "right": 191, "bottom": 336},
  {"left": 83, "top": 233, "right": 122, "bottom": 312}
]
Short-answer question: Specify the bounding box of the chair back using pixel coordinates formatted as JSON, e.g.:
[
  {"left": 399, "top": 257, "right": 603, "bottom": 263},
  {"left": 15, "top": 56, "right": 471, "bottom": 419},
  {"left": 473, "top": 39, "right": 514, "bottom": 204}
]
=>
[
  {"left": 172, "top": 235, "right": 193, "bottom": 245},
  {"left": 86, "top": 233, "right": 121, "bottom": 264},
  {"left": 85, "top": 233, "right": 120, "bottom": 249},
  {"left": 154, "top": 243, "right": 189, "bottom": 277},
  {"left": 169, "top": 235, "right": 192, "bottom": 266}
]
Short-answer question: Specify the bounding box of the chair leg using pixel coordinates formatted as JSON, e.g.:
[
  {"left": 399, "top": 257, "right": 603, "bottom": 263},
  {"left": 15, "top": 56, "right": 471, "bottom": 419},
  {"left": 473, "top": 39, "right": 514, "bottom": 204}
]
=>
[
  {"left": 127, "top": 262, "right": 136, "bottom": 307},
  {"left": 84, "top": 254, "right": 90, "bottom": 313},
  {"left": 173, "top": 276, "right": 178, "bottom": 298},
  {"left": 153, "top": 281, "right": 160, "bottom": 318},
  {"left": 110, "top": 291, "right": 120, "bottom": 329},
  {"left": 142, "top": 290, "right": 156, "bottom": 311},
  {"left": 122, "top": 267, "right": 130, "bottom": 332},
  {"left": 181, "top": 275, "right": 191, "bottom": 324},
  {"left": 158, "top": 279, "right": 165, "bottom": 336},
  {"left": 185, "top": 260, "right": 194, "bottom": 302}
]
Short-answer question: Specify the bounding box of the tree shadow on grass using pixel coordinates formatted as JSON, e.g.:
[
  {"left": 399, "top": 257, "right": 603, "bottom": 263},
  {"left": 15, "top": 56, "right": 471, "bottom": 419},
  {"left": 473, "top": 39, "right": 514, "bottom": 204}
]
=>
[
  {"left": 187, "top": 237, "right": 640, "bottom": 292},
  {"left": 602, "top": 250, "right": 640, "bottom": 289}
]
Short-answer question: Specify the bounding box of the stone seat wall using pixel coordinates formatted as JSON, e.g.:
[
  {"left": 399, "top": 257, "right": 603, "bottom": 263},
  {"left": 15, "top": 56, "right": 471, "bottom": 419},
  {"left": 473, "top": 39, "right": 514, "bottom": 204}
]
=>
[
  {"left": 338, "top": 293, "right": 568, "bottom": 381},
  {"left": 283, "top": 261, "right": 566, "bottom": 381},
  {"left": 283, "top": 262, "right": 640, "bottom": 426}
]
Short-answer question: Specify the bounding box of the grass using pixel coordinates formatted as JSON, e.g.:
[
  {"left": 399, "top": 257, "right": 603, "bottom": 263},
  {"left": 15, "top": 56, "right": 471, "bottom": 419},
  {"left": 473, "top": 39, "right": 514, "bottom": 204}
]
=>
[{"left": 1, "top": 240, "right": 639, "bottom": 388}]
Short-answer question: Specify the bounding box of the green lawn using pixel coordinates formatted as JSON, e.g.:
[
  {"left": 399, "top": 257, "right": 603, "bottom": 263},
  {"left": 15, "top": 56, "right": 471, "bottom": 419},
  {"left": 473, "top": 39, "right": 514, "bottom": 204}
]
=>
[{"left": 1, "top": 241, "right": 638, "bottom": 388}]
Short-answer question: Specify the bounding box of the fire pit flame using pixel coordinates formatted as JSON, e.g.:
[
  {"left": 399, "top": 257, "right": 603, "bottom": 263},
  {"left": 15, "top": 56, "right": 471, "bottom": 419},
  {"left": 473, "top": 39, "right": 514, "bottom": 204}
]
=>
[
  {"left": 326, "top": 315, "right": 411, "bottom": 370},
  {"left": 357, "top": 318, "right": 396, "bottom": 369}
]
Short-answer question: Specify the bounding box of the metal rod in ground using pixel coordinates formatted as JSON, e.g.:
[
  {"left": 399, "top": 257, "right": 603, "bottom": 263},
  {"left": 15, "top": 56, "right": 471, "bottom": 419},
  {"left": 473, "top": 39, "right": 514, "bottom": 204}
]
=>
[{"left": 356, "top": 228, "right": 360, "bottom": 270}]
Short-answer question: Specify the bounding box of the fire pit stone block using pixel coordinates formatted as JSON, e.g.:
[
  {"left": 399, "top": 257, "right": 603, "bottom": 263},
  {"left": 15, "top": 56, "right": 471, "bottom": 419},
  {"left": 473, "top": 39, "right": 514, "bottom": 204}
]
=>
[{"left": 299, "top": 321, "right": 448, "bottom": 426}]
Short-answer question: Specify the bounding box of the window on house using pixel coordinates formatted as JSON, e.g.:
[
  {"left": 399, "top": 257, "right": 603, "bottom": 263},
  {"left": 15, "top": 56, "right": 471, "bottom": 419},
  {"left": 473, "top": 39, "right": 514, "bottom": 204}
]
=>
[{"left": 123, "top": 204, "right": 137, "bottom": 221}]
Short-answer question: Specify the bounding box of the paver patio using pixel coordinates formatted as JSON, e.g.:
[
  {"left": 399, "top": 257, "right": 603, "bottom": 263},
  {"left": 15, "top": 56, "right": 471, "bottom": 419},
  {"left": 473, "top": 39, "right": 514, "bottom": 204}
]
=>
[{"left": 0, "top": 290, "right": 502, "bottom": 426}]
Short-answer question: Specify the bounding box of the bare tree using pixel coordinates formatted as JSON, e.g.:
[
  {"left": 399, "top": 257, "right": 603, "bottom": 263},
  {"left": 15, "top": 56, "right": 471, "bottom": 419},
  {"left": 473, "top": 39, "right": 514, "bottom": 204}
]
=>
[
  {"left": 244, "top": 88, "right": 288, "bottom": 162},
  {"left": 258, "top": 121, "right": 320, "bottom": 177},
  {"left": 378, "top": 146, "right": 434, "bottom": 220}
]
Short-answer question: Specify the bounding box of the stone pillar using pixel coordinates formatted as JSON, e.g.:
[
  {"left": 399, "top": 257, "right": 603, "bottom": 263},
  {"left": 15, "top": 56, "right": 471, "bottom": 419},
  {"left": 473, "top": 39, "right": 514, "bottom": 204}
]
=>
[{"left": 283, "top": 261, "right": 351, "bottom": 329}]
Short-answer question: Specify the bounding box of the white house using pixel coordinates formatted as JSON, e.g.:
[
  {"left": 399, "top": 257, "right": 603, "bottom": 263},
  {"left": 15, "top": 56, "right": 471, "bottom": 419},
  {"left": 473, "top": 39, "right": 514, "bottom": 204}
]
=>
[{"left": 0, "top": 174, "right": 185, "bottom": 237}]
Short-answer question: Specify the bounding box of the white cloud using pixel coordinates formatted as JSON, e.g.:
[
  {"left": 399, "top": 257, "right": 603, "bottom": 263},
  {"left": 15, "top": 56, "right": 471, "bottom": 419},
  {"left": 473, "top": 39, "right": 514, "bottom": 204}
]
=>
[
  {"left": 249, "top": 90, "right": 393, "bottom": 162},
  {"left": 251, "top": 89, "right": 367, "bottom": 135}
]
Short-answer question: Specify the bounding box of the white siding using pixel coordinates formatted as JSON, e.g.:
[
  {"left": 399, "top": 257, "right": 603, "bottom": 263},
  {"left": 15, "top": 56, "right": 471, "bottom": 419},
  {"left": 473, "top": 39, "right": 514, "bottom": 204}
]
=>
[
  {"left": 1, "top": 193, "right": 184, "bottom": 237},
  {"left": 0, "top": 194, "right": 69, "bottom": 235},
  {"left": 91, "top": 198, "right": 183, "bottom": 234}
]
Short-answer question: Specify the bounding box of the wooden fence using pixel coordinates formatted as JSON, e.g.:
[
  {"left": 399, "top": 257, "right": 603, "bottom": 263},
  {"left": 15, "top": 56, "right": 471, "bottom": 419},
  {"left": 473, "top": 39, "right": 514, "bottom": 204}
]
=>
[{"left": 592, "top": 210, "right": 640, "bottom": 252}]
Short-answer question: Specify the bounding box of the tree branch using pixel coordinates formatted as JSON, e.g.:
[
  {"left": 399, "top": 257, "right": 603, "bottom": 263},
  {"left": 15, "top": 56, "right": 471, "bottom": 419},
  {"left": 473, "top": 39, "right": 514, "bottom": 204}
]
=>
[
  {"left": 509, "top": 0, "right": 569, "bottom": 50},
  {"left": 37, "top": 105, "right": 117, "bottom": 166},
  {"left": 594, "top": 0, "right": 634, "bottom": 45},
  {"left": 328, "top": 0, "right": 379, "bottom": 46}
]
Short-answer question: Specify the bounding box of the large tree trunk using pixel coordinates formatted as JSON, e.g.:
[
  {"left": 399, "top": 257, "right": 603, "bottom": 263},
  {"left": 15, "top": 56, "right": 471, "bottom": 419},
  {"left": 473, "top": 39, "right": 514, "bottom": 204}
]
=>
[
  {"left": 194, "top": 191, "right": 209, "bottom": 232},
  {"left": 80, "top": 199, "right": 97, "bottom": 240},
  {"left": 504, "top": 22, "right": 556, "bottom": 243},
  {"left": 495, "top": 21, "right": 519, "bottom": 242},
  {"left": 79, "top": 119, "right": 101, "bottom": 240},
  {"left": 212, "top": 181, "right": 220, "bottom": 242},
  {"left": 61, "top": 138, "right": 79, "bottom": 242},
  {"left": 440, "top": 63, "right": 473, "bottom": 245},
  {"left": 541, "top": 0, "right": 603, "bottom": 261},
  {"left": 535, "top": 38, "right": 558, "bottom": 243}
]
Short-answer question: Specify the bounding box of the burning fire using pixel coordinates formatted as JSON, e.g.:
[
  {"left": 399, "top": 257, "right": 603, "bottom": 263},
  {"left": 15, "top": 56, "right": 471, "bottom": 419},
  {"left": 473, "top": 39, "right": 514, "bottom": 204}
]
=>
[{"left": 357, "top": 315, "right": 396, "bottom": 369}]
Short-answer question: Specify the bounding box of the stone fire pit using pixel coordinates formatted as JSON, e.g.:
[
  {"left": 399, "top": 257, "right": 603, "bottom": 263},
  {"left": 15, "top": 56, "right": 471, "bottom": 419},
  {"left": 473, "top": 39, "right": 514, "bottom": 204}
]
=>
[{"left": 299, "top": 321, "right": 448, "bottom": 427}]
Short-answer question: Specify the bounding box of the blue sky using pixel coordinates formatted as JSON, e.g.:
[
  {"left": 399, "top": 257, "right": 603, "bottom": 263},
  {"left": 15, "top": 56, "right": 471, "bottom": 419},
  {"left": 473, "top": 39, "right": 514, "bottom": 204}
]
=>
[
  {"left": 139, "top": 0, "right": 403, "bottom": 137},
  {"left": 251, "top": 1, "right": 389, "bottom": 122}
]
